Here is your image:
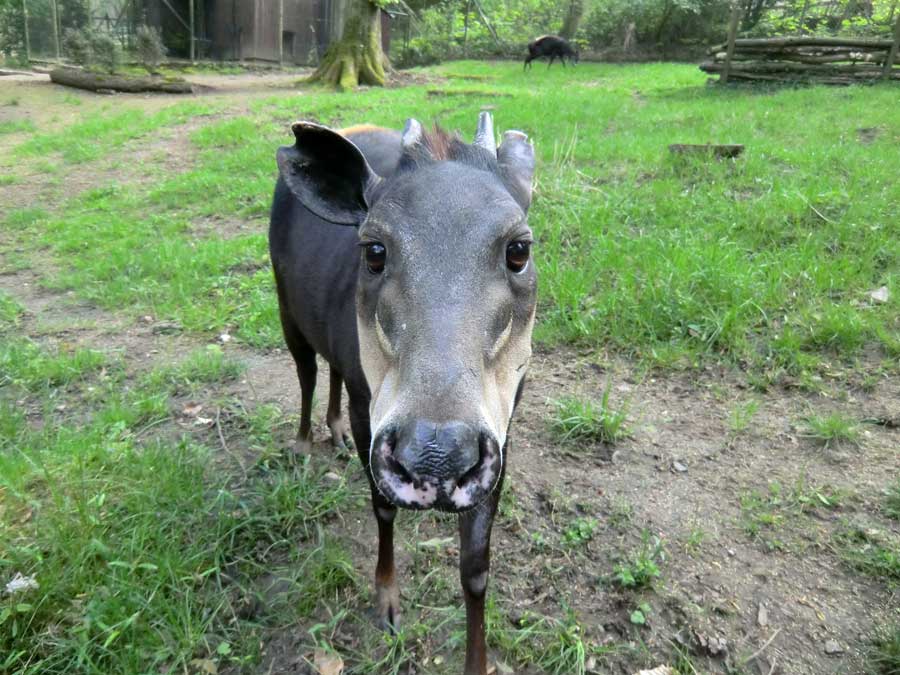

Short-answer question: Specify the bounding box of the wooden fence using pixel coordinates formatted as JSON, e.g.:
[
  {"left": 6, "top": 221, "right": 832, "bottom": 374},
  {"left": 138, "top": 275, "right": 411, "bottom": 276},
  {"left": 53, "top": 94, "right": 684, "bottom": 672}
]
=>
[{"left": 701, "top": 13, "right": 900, "bottom": 85}]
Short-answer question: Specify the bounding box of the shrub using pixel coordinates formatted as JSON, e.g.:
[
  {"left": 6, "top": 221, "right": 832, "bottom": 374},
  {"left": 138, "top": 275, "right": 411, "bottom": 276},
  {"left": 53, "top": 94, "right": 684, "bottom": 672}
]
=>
[
  {"left": 91, "top": 32, "right": 121, "bottom": 73},
  {"left": 63, "top": 27, "right": 93, "bottom": 67},
  {"left": 135, "top": 25, "right": 166, "bottom": 73}
]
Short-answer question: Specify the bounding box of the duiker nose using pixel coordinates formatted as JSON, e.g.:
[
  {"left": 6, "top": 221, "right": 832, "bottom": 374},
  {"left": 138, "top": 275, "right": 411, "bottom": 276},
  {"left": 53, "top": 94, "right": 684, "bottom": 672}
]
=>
[{"left": 394, "top": 420, "right": 481, "bottom": 483}]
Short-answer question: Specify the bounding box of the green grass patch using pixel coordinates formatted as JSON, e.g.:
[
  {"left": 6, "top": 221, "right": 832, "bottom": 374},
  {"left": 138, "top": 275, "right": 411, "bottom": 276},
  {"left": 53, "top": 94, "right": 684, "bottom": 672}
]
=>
[
  {"left": 144, "top": 345, "right": 244, "bottom": 394},
  {"left": 0, "top": 119, "right": 35, "bottom": 135},
  {"left": 0, "top": 292, "right": 24, "bottom": 331},
  {"left": 485, "top": 601, "right": 604, "bottom": 675},
  {"left": 15, "top": 101, "right": 217, "bottom": 163},
  {"left": 867, "top": 623, "right": 900, "bottom": 675},
  {"left": 740, "top": 478, "right": 845, "bottom": 549},
  {"left": 801, "top": 412, "right": 861, "bottom": 448},
  {"left": 885, "top": 481, "right": 900, "bottom": 521},
  {"left": 7, "top": 62, "right": 895, "bottom": 373},
  {"left": 4, "top": 206, "right": 47, "bottom": 230},
  {"left": 834, "top": 527, "right": 900, "bottom": 584},
  {"left": 0, "top": 337, "right": 107, "bottom": 390},
  {"left": 0, "top": 398, "right": 355, "bottom": 674},
  {"left": 562, "top": 517, "right": 598, "bottom": 547},
  {"left": 728, "top": 398, "right": 760, "bottom": 435},
  {"left": 550, "top": 383, "right": 630, "bottom": 446},
  {"left": 612, "top": 531, "right": 665, "bottom": 589}
]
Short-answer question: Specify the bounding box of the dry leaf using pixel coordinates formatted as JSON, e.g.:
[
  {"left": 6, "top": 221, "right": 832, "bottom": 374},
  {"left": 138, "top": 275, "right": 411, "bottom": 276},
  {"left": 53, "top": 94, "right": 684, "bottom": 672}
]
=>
[
  {"left": 189, "top": 658, "right": 217, "bottom": 675},
  {"left": 314, "top": 648, "right": 344, "bottom": 675},
  {"left": 635, "top": 667, "right": 675, "bottom": 675},
  {"left": 182, "top": 402, "right": 204, "bottom": 417}
]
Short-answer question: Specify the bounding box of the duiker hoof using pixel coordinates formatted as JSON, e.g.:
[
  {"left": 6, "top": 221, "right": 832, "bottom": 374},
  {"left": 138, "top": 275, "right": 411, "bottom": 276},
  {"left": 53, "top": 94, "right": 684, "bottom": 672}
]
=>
[
  {"left": 375, "top": 583, "right": 401, "bottom": 633},
  {"left": 292, "top": 437, "right": 313, "bottom": 456},
  {"left": 328, "top": 419, "right": 354, "bottom": 451}
]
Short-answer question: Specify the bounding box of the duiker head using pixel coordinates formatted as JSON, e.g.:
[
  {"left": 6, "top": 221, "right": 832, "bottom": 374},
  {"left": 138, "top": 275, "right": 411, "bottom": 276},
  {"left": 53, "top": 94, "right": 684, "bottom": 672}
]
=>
[{"left": 276, "top": 113, "right": 537, "bottom": 512}]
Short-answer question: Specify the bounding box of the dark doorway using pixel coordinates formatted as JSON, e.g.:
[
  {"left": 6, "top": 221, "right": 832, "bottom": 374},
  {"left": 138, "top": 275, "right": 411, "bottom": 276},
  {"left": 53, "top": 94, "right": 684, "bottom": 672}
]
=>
[{"left": 282, "top": 30, "right": 296, "bottom": 61}]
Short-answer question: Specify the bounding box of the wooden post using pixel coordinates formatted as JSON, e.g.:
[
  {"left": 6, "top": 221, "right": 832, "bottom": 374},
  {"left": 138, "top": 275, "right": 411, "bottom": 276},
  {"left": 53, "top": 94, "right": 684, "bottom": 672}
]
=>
[
  {"left": 189, "top": 0, "right": 195, "bottom": 62},
  {"left": 277, "top": 0, "right": 284, "bottom": 65},
  {"left": 797, "top": 0, "right": 810, "bottom": 33},
  {"left": 884, "top": 13, "right": 900, "bottom": 78},
  {"left": 721, "top": 3, "right": 741, "bottom": 84},
  {"left": 49, "top": 0, "right": 61, "bottom": 61},
  {"left": 462, "top": 0, "right": 470, "bottom": 58},
  {"left": 21, "top": 0, "right": 30, "bottom": 63}
]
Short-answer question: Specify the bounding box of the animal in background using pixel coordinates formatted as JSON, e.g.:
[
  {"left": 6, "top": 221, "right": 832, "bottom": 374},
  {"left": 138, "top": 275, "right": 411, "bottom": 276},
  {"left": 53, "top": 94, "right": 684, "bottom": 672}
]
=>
[{"left": 524, "top": 35, "right": 579, "bottom": 69}]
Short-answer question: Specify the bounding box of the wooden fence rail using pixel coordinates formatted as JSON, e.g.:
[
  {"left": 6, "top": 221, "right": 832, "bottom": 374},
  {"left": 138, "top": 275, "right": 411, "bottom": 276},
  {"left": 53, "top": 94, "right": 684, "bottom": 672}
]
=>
[{"left": 702, "top": 24, "right": 900, "bottom": 85}]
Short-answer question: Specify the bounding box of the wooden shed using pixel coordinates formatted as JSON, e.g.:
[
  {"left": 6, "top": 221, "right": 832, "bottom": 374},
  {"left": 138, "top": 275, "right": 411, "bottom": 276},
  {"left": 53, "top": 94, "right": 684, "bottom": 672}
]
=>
[{"left": 141, "top": 0, "right": 346, "bottom": 64}]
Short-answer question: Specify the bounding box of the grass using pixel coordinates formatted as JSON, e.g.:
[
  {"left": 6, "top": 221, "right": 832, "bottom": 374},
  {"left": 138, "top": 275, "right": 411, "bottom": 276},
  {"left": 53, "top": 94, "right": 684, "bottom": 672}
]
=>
[
  {"left": 612, "top": 531, "right": 665, "bottom": 589},
  {"left": 0, "top": 119, "right": 34, "bottom": 135},
  {"left": 0, "top": 341, "right": 355, "bottom": 674},
  {"left": 0, "top": 337, "right": 108, "bottom": 390},
  {"left": 143, "top": 344, "right": 244, "bottom": 394},
  {"left": 885, "top": 481, "right": 900, "bottom": 521},
  {"left": 728, "top": 398, "right": 760, "bottom": 435},
  {"left": 867, "top": 624, "right": 900, "bottom": 675},
  {"left": 1, "top": 60, "right": 899, "bottom": 674},
  {"left": 1, "top": 61, "right": 895, "bottom": 375},
  {"left": 834, "top": 527, "right": 900, "bottom": 584},
  {"left": 562, "top": 516, "right": 598, "bottom": 546},
  {"left": 485, "top": 602, "right": 598, "bottom": 675},
  {"left": 740, "top": 478, "right": 845, "bottom": 549},
  {"left": 14, "top": 101, "right": 218, "bottom": 163},
  {"left": 550, "top": 382, "right": 630, "bottom": 445},
  {"left": 801, "top": 412, "right": 862, "bottom": 448},
  {"left": 0, "top": 291, "right": 24, "bottom": 330}
]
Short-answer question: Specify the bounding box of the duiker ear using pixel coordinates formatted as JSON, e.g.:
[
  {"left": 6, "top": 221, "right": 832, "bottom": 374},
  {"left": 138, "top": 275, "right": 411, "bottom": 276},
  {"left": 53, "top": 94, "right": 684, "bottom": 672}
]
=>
[
  {"left": 498, "top": 130, "right": 535, "bottom": 211},
  {"left": 276, "top": 121, "right": 380, "bottom": 226}
]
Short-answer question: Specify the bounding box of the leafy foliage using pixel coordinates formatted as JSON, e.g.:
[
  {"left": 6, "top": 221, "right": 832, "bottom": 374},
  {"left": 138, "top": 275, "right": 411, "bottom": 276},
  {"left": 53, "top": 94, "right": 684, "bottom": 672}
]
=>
[
  {"left": 91, "top": 32, "right": 121, "bottom": 73},
  {"left": 398, "top": 0, "right": 897, "bottom": 64},
  {"left": 0, "top": 0, "right": 27, "bottom": 63},
  {"left": 63, "top": 27, "right": 92, "bottom": 66},
  {"left": 135, "top": 24, "right": 167, "bottom": 73}
]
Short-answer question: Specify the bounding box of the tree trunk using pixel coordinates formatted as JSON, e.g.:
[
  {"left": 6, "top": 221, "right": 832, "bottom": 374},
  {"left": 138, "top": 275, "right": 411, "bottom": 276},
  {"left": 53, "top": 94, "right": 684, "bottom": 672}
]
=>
[
  {"left": 559, "top": 0, "right": 584, "bottom": 40},
  {"left": 309, "top": 0, "right": 387, "bottom": 90}
]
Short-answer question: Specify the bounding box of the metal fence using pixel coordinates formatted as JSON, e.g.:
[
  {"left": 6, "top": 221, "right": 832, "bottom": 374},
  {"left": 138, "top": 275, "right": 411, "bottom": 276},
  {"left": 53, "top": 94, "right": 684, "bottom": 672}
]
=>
[{"left": 11, "top": 0, "right": 348, "bottom": 64}]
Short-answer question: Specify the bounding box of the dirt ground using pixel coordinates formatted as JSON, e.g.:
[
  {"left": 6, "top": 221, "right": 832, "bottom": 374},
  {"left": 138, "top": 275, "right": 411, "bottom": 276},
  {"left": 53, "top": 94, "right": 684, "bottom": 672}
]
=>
[{"left": 1, "top": 73, "right": 898, "bottom": 675}]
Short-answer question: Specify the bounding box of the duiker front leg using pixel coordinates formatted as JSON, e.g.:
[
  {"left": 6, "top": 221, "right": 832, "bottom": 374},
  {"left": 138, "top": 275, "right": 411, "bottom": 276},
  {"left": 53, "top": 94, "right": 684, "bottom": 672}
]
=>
[
  {"left": 348, "top": 391, "right": 401, "bottom": 629},
  {"left": 281, "top": 318, "right": 317, "bottom": 455},
  {"left": 326, "top": 368, "right": 353, "bottom": 450},
  {"left": 459, "top": 478, "right": 502, "bottom": 675}
]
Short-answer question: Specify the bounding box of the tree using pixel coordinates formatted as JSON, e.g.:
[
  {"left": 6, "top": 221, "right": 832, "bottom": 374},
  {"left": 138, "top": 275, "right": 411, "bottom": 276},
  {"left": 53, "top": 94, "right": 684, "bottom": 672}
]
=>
[
  {"left": 309, "top": 0, "right": 388, "bottom": 89},
  {"left": 0, "top": 0, "right": 27, "bottom": 62},
  {"left": 560, "top": 0, "right": 585, "bottom": 39}
]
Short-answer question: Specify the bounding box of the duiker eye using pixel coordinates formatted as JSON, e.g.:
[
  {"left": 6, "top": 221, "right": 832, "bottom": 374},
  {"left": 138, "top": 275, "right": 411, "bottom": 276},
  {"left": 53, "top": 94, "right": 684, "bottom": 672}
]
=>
[
  {"left": 505, "top": 241, "right": 531, "bottom": 273},
  {"left": 365, "top": 242, "right": 387, "bottom": 274}
]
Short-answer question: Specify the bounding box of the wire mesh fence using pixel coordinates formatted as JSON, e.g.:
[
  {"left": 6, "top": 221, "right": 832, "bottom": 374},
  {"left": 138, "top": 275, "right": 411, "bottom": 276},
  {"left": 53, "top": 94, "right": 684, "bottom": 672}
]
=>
[{"left": 2, "top": 0, "right": 898, "bottom": 69}]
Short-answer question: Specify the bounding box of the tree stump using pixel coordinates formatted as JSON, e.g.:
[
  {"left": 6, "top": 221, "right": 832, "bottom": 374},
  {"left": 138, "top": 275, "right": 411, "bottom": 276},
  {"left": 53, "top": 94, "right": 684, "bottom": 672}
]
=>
[{"left": 308, "top": 0, "right": 387, "bottom": 90}]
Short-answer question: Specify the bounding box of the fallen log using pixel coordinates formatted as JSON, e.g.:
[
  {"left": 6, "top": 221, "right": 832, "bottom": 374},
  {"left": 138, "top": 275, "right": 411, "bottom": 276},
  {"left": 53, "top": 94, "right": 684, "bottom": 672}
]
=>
[
  {"left": 49, "top": 67, "right": 194, "bottom": 94},
  {"left": 715, "top": 71, "right": 881, "bottom": 84},
  {"left": 708, "top": 36, "right": 895, "bottom": 52},
  {"left": 701, "top": 60, "right": 900, "bottom": 79},
  {"left": 714, "top": 50, "right": 889, "bottom": 64},
  {"left": 669, "top": 143, "right": 745, "bottom": 159}
]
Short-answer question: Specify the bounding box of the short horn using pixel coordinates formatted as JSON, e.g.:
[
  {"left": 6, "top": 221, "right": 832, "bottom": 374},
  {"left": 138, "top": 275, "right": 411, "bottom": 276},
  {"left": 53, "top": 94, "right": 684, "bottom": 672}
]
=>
[
  {"left": 402, "top": 118, "right": 423, "bottom": 149},
  {"left": 474, "top": 111, "right": 496, "bottom": 154}
]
